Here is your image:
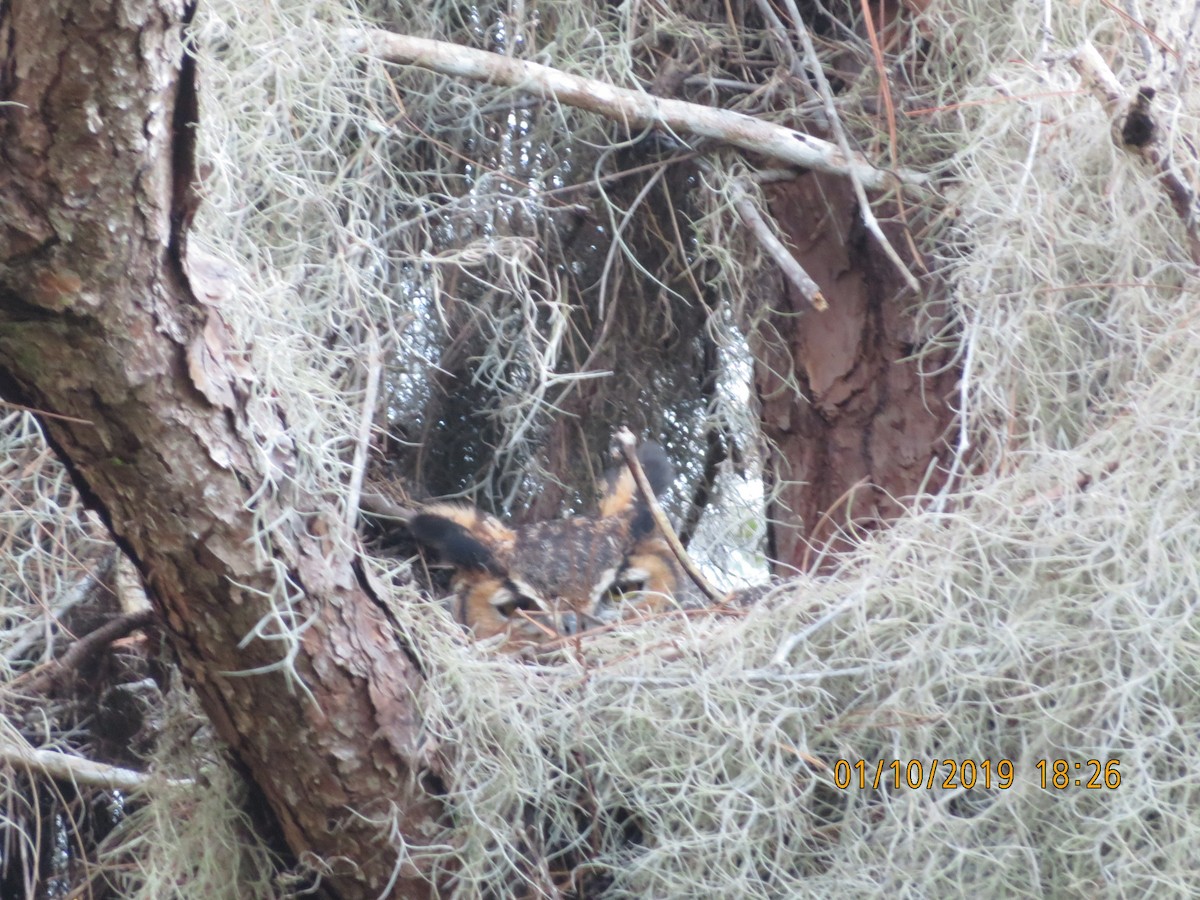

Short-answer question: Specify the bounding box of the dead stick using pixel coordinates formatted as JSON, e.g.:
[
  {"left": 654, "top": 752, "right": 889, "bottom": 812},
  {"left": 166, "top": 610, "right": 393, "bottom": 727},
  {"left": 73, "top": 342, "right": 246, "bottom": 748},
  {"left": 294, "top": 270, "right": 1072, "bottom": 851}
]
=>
[
  {"left": 0, "top": 739, "right": 190, "bottom": 790},
  {"left": 731, "top": 181, "right": 827, "bottom": 310},
  {"left": 22, "top": 609, "right": 158, "bottom": 696},
  {"left": 614, "top": 428, "right": 727, "bottom": 605},
  {"left": 359, "top": 492, "right": 418, "bottom": 522},
  {"left": 350, "top": 30, "right": 925, "bottom": 190}
]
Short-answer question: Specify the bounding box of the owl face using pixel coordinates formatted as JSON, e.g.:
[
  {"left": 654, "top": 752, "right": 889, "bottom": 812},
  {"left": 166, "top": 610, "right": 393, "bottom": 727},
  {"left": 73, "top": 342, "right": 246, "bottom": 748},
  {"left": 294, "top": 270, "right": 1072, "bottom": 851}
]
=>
[{"left": 408, "top": 442, "right": 682, "bottom": 647}]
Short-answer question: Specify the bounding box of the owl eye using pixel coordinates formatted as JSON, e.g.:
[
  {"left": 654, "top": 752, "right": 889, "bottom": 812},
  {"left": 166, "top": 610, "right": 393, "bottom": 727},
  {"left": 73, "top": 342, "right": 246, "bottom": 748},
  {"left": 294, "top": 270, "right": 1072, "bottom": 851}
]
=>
[
  {"left": 618, "top": 564, "right": 652, "bottom": 587},
  {"left": 491, "top": 581, "right": 546, "bottom": 618},
  {"left": 594, "top": 570, "right": 640, "bottom": 620},
  {"left": 607, "top": 551, "right": 680, "bottom": 617}
]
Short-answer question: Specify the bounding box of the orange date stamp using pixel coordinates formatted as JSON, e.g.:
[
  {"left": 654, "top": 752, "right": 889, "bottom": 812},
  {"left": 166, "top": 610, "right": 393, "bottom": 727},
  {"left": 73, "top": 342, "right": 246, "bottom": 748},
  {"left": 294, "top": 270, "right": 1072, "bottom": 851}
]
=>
[{"left": 832, "top": 758, "right": 1122, "bottom": 790}]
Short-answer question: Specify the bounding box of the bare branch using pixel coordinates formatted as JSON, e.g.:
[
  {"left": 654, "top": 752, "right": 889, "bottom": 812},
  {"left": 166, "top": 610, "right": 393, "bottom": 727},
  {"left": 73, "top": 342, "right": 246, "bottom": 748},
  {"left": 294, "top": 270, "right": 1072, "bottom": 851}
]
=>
[
  {"left": 731, "top": 181, "right": 827, "bottom": 309},
  {"left": 21, "top": 609, "right": 157, "bottom": 697},
  {"left": 348, "top": 29, "right": 926, "bottom": 191},
  {"left": 360, "top": 492, "right": 418, "bottom": 523},
  {"left": 1070, "top": 42, "right": 1200, "bottom": 265},
  {"left": 614, "top": 428, "right": 727, "bottom": 606},
  {"left": 780, "top": 1, "right": 923, "bottom": 291},
  {"left": 0, "top": 739, "right": 190, "bottom": 791},
  {"left": 346, "top": 332, "right": 383, "bottom": 533}
]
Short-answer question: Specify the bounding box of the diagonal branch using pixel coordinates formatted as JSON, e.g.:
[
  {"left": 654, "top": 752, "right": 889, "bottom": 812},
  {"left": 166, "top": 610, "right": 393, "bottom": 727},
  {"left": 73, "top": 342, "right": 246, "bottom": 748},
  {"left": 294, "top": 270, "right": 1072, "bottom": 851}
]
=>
[
  {"left": 1070, "top": 41, "right": 1200, "bottom": 265},
  {"left": 21, "top": 609, "right": 158, "bottom": 697},
  {"left": 614, "top": 428, "right": 727, "bottom": 606}
]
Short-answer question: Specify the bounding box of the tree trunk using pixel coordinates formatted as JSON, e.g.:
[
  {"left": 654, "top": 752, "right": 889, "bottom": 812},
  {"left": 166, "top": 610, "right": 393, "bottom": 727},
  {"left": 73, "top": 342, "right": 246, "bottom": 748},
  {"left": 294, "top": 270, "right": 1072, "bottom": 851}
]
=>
[
  {"left": 753, "top": 173, "right": 957, "bottom": 574},
  {"left": 0, "top": 3, "right": 440, "bottom": 896}
]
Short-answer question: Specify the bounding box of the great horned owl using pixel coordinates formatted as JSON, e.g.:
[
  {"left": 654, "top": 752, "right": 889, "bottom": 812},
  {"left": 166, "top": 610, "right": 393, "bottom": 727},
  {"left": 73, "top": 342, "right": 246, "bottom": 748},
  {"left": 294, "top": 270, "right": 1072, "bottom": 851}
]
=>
[{"left": 409, "top": 442, "right": 683, "bottom": 646}]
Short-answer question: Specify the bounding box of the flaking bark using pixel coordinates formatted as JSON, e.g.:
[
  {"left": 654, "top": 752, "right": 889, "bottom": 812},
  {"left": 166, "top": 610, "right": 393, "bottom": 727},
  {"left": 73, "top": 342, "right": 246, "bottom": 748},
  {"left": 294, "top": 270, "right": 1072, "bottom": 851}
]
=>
[
  {"left": 0, "top": 2, "right": 441, "bottom": 896},
  {"left": 752, "top": 173, "right": 957, "bottom": 574}
]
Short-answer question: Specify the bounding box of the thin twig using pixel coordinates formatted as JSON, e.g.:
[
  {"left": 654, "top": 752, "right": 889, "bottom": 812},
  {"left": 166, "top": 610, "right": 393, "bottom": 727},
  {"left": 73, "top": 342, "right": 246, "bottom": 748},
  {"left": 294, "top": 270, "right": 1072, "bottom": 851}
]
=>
[
  {"left": 614, "top": 428, "right": 726, "bottom": 605},
  {"left": 731, "top": 180, "right": 828, "bottom": 309},
  {"left": 747, "top": 0, "right": 819, "bottom": 97},
  {"left": 21, "top": 609, "right": 157, "bottom": 696},
  {"left": 1118, "top": 0, "right": 1157, "bottom": 67},
  {"left": 1174, "top": 1, "right": 1200, "bottom": 93},
  {"left": 0, "top": 739, "right": 190, "bottom": 790},
  {"left": 800, "top": 475, "right": 871, "bottom": 572},
  {"left": 1070, "top": 42, "right": 1200, "bottom": 265},
  {"left": 346, "top": 329, "right": 384, "bottom": 533},
  {"left": 781, "top": 0, "right": 922, "bottom": 292},
  {"left": 1100, "top": 0, "right": 1178, "bottom": 58},
  {"left": 359, "top": 492, "right": 418, "bottom": 522}
]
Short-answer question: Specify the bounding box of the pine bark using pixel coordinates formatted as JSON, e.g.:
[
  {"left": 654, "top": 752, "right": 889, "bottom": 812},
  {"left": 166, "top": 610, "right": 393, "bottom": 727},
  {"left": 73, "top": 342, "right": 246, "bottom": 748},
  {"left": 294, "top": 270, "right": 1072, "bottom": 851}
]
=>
[
  {"left": 0, "top": 3, "right": 440, "bottom": 896},
  {"left": 753, "top": 173, "right": 957, "bottom": 574}
]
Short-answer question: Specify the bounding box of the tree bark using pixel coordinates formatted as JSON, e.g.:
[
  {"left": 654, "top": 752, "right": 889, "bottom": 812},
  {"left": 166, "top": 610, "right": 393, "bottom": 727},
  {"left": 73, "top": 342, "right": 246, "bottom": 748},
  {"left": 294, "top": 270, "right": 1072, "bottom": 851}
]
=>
[
  {"left": 0, "top": 3, "right": 440, "bottom": 897},
  {"left": 753, "top": 173, "right": 957, "bottom": 574}
]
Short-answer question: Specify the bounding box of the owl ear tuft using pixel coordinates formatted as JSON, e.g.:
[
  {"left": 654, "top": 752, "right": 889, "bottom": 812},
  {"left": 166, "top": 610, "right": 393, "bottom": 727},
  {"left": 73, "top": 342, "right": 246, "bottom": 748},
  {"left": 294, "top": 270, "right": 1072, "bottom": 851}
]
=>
[
  {"left": 634, "top": 441, "right": 674, "bottom": 497},
  {"left": 409, "top": 505, "right": 506, "bottom": 573},
  {"left": 600, "top": 440, "right": 674, "bottom": 535}
]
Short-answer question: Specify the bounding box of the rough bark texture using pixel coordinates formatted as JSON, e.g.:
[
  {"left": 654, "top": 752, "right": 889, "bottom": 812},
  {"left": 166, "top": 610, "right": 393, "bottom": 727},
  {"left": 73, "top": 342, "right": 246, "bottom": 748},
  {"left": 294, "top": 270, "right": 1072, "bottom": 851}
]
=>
[
  {"left": 0, "top": 3, "right": 440, "bottom": 897},
  {"left": 753, "top": 173, "right": 957, "bottom": 574}
]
